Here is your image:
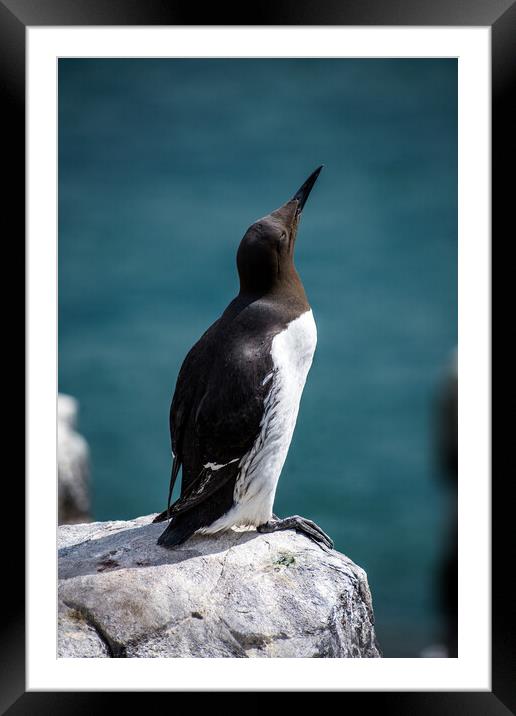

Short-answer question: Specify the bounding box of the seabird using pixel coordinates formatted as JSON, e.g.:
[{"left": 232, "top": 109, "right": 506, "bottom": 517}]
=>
[{"left": 154, "top": 166, "right": 333, "bottom": 549}]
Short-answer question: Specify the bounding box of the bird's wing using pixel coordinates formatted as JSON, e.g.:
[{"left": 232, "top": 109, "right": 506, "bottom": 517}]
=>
[
  {"left": 166, "top": 459, "right": 241, "bottom": 517},
  {"left": 165, "top": 315, "right": 275, "bottom": 518}
]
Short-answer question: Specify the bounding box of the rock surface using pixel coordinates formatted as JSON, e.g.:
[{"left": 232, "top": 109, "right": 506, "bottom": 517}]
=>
[
  {"left": 58, "top": 514, "right": 381, "bottom": 658},
  {"left": 58, "top": 394, "right": 91, "bottom": 525}
]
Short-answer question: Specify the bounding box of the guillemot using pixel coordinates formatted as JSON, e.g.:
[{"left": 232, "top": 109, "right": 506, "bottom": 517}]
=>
[{"left": 154, "top": 166, "right": 333, "bottom": 549}]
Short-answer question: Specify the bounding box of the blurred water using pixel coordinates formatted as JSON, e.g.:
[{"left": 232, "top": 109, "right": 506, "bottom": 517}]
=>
[{"left": 58, "top": 58, "right": 457, "bottom": 656}]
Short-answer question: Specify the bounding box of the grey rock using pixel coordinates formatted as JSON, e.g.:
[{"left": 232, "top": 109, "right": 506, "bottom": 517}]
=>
[
  {"left": 58, "top": 394, "right": 91, "bottom": 525},
  {"left": 58, "top": 601, "right": 109, "bottom": 658},
  {"left": 58, "top": 514, "right": 381, "bottom": 658}
]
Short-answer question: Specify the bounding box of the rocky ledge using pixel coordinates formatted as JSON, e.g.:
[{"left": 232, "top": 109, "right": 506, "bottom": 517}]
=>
[{"left": 58, "top": 514, "right": 381, "bottom": 658}]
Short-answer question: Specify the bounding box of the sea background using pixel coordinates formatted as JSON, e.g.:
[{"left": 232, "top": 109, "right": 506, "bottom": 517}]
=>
[{"left": 58, "top": 58, "right": 457, "bottom": 657}]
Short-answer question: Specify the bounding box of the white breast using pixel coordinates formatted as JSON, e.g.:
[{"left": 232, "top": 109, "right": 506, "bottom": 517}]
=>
[{"left": 200, "top": 309, "right": 317, "bottom": 534}]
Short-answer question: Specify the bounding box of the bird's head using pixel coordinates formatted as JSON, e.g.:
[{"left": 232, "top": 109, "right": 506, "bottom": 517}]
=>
[{"left": 237, "top": 166, "right": 323, "bottom": 295}]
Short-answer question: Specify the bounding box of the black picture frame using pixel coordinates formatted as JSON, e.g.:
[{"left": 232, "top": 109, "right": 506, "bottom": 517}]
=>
[{"left": 5, "top": 0, "right": 508, "bottom": 711}]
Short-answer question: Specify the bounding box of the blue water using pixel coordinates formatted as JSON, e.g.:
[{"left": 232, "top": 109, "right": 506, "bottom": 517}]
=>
[{"left": 58, "top": 59, "right": 457, "bottom": 656}]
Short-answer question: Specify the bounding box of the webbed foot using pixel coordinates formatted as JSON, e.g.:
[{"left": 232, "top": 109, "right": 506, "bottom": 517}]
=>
[{"left": 257, "top": 515, "right": 334, "bottom": 550}]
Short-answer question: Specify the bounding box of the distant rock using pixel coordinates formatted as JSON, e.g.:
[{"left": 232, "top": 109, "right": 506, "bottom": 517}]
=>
[
  {"left": 58, "top": 514, "right": 381, "bottom": 658},
  {"left": 58, "top": 394, "right": 91, "bottom": 525}
]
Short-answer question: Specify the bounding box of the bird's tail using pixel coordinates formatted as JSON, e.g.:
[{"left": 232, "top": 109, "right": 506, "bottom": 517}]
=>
[{"left": 157, "top": 515, "right": 197, "bottom": 548}]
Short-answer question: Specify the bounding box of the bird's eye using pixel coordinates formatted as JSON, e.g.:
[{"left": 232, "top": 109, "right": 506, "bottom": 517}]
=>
[{"left": 280, "top": 231, "right": 287, "bottom": 241}]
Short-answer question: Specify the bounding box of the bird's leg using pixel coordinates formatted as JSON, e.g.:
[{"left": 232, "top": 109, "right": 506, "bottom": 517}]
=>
[{"left": 258, "top": 515, "right": 334, "bottom": 549}]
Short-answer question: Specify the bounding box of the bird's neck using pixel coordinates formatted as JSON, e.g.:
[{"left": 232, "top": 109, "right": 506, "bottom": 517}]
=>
[{"left": 239, "top": 267, "right": 310, "bottom": 312}]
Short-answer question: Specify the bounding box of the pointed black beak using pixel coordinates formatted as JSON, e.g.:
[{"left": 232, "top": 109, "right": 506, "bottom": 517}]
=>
[{"left": 291, "top": 165, "right": 323, "bottom": 213}]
